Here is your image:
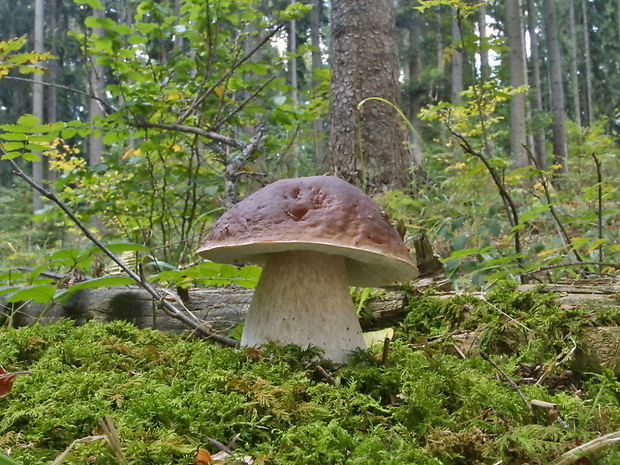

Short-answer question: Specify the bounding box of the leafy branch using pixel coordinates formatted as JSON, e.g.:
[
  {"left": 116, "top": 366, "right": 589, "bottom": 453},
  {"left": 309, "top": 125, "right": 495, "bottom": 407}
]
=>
[
  {"left": 446, "top": 123, "right": 526, "bottom": 278},
  {"left": 3, "top": 149, "right": 239, "bottom": 348}
]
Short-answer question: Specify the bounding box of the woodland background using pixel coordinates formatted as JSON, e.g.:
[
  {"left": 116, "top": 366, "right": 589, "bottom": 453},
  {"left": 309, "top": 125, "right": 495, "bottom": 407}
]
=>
[{"left": 0, "top": 0, "right": 618, "bottom": 293}]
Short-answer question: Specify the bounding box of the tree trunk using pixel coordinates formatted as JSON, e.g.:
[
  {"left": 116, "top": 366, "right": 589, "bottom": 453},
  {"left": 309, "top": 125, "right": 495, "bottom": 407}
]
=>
[
  {"left": 526, "top": 0, "right": 547, "bottom": 168},
  {"left": 88, "top": 7, "right": 106, "bottom": 168},
  {"left": 32, "top": 0, "right": 45, "bottom": 212},
  {"left": 581, "top": 0, "right": 594, "bottom": 125},
  {"left": 405, "top": 5, "right": 423, "bottom": 165},
  {"left": 478, "top": 3, "right": 490, "bottom": 81},
  {"left": 506, "top": 0, "right": 529, "bottom": 168},
  {"left": 310, "top": 0, "right": 327, "bottom": 170},
  {"left": 543, "top": 0, "right": 568, "bottom": 176},
  {"left": 568, "top": 0, "right": 581, "bottom": 127},
  {"left": 328, "top": 0, "right": 415, "bottom": 192},
  {"left": 451, "top": 9, "right": 463, "bottom": 103},
  {"left": 47, "top": 0, "right": 59, "bottom": 183}
]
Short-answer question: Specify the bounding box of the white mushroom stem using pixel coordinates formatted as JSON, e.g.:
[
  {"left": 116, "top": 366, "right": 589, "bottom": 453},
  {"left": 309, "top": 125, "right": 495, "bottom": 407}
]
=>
[{"left": 241, "top": 250, "right": 366, "bottom": 363}]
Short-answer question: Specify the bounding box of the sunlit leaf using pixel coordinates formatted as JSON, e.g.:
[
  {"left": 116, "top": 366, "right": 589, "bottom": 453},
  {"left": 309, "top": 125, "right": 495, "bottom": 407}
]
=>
[{"left": 7, "top": 284, "right": 56, "bottom": 303}]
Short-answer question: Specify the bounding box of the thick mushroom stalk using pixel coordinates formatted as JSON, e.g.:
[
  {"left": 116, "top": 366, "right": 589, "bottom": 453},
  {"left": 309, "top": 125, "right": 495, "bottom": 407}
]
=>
[{"left": 242, "top": 250, "right": 365, "bottom": 362}]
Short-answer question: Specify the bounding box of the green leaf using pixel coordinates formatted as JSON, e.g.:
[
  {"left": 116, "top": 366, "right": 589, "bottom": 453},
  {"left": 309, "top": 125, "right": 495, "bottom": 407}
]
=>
[
  {"left": 93, "top": 36, "right": 113, "bottom": 51},
  {"left": 0, "top": 133, "right": 28, "bottom": 141},
  {"left": 0, "top": 452, "right": 23, "bottom": 465},
  {"left": 85, "top": 16, "right": 116, "bottom": 30},
  {"left": 75, "top": 0, "right": 104, "bottom": 8},
  {"left": 127, "top": 35, "right": 148, "bottom": 45},
  {"left": 25, "top": 143, "right": 50, "bottom": 152},
  {"left": 64, "top": 276, "right": 135, "bottom": 292},
  {"left": 7, "top": 284, "right": 57, "bottom": 303},
  {"left": 16, "top": 114, "right": 41, "bottom": 128},
  {"left": 1, "top": 142, "right": 24, "bottom": 151},
  {"left": 22, "top": 152, "right": 41, "bottom": 162}
]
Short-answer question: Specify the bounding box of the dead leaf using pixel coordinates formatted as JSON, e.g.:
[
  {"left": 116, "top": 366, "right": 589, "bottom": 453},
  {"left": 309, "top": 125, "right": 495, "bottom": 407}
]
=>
[
  {"left": 0, "top": 365, "right": 32, "bottom": 398},
  {"left": 194, "top": 448, "right": 212, "bottom": 465}
]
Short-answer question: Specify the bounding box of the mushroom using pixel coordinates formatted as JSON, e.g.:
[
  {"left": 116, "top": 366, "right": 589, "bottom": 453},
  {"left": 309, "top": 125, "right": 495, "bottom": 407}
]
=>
[{"left": 196, "top": 176, "right": 417, "bottom": 363}]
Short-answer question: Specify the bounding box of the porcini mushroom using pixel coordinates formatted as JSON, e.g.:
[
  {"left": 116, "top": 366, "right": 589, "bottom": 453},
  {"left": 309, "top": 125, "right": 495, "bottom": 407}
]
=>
[{"left": 196, "top": 176, "right": 417, "bottom": 363}]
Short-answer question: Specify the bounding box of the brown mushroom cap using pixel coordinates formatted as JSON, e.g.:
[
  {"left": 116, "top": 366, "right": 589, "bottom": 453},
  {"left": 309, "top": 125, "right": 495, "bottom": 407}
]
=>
[{"left": 197, "top": 176, "right": 418, "bottom": 287}]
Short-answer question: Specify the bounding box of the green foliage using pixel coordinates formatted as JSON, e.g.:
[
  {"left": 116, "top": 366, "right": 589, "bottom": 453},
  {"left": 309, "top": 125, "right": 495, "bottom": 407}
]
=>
[{"left": 0, "top": 36, "right": 54, "bottom": 79}]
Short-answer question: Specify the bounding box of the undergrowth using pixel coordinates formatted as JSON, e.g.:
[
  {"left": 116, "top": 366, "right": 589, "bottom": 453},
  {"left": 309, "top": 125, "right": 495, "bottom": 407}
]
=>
[{"left": 1, "top": 295, "right": 620, "bottom": 465}]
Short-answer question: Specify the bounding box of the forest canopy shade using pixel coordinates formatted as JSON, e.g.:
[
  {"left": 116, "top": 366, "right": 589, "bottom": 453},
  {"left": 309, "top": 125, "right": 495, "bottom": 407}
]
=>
[{"left": 197, "top": 176, "right": 418, "bottom": 362}]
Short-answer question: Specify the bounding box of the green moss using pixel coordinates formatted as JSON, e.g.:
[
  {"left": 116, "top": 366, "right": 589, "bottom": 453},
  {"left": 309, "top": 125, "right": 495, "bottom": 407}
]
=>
[{"left": 1, "top": 317, "right": 619, "bottom": 464}]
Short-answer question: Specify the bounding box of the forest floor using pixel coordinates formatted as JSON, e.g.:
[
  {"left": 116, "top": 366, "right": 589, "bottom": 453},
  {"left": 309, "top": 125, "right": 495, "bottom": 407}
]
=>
[{"left": 1, "top": 280, "right": 620, "bottom": 464}]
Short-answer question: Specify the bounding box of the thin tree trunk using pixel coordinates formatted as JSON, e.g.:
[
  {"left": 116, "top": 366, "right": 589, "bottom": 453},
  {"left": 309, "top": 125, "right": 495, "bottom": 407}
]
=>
[
  {"left": 88, "top": 7, "right": 106, "bottom": 167},
  {"left": 506, "top": 0, "right": 529, "bottom": 168},
  {"left": 451, "top": 9, "right": 463, "bottom": 103},
  {"left": 526, "top": 0, "right": 547, "bottom": 168},
  {"left": 287, "top": 0, "right": 298, "bottom": 177},
  {"left": 436, "top": 8, "right": 444, "bottom": 74},
  {"left": 478, "top": 3, "right": 490, "bottom": 81},
  {"left": 543, "top": 0, "right": 568, "bottom": 176},
  {"left": 582, "top": 0, "right": 594, "bottom": 125},
  {"left": 32, "top": 0, "right": 45, "bottom": 212},
  {"left": 406, "top": 5, "right": 423, "bottom": 165},
  {"left": 47, "top": 0, "right": 58, "bottom": 183},
  {"left": 568, "top": 0, "right": 581, "bottom": 127},
  {"left": 310, "top": 0, "right": 326, "bottom": 170}
]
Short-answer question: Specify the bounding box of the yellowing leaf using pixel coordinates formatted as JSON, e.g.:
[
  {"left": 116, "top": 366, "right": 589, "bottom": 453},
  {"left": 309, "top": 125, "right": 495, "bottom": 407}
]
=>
[{"left": 214, "top": 86, "right": 226, "bottom": 97}]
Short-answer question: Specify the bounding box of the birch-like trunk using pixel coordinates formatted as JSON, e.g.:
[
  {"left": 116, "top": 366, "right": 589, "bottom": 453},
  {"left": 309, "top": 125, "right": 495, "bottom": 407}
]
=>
[
  {"left": 526, "top": 0, "right": 547, "bottom": 168},
  {"left": 506, "top": 0, "right": 529, "bottom": 168},
  {"left": 543, "top": 0, "right": 568, "bottom": 176},
  {"left": 32, "top": 0, "right": 45, "bottom": 212}
]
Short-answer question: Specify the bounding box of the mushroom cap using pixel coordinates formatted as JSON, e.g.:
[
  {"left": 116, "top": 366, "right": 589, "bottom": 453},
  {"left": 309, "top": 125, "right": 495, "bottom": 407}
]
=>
[{"left": 197, "top": 176, "right": 418, "bottom": 287}]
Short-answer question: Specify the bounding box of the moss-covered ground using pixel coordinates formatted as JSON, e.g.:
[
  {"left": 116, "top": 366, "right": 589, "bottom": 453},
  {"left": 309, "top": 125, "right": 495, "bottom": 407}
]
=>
[{"left": 1, "top": 283, "right": 620, "bottom": 464}]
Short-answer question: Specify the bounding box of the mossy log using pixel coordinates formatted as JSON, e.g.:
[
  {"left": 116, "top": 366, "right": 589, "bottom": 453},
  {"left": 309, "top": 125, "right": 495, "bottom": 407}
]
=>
[{"left": 2, "top": 278, "right": 619, "bottom": 374}]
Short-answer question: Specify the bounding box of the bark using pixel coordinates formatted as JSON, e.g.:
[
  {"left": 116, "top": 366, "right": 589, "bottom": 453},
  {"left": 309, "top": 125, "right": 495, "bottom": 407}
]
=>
[
  {"left": 525, "top": 0, "right": 547, "bottom": 168},
  {"left": 32, "top": 0, "right": 45, "bottom": 212},
  {"left": 451, "top": 9, "right": 463, "bottom": 103},
  {"left": 310, "top": 0, "right": 327, "bottom": 170},
  {"left": 478, "top": 3, "right": 490, "bottom": 81},
  {"left": 506, "top": 0, "right": 529, "bottom": 168},
  {"left": 47, "top": 0, "right": 59, "bottom": 183},
  {"left": 581, "top": 0, "right": 594, "bottom": 125},
  {"left": 405, "top": 6, "right": 423, "bottom": 165},
  {"left": 328, "top": 0, "right": 416, "bottom": 192},
  {"left": 568, "top": 0, "right": 581, "bottom": 127},
  {"left": 543, "top": 0, "right": 568, "bottom": 176},
  {"left": 88, "top": 7, "right": 106, "bottom": 167}
]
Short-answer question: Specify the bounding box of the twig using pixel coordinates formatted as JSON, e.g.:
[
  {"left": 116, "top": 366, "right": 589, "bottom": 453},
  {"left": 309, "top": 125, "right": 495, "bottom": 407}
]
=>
[
  {"left": 523, "top": 261, "right": 620, "bottom": 276},
  {"left": 315, "top": 365, "right": 336, "bottom": 385},
  {"left": 210, "top": 75, "right": 276, "bottom": 132},
  {"left": 51, "top": 435, "right": 108, "bottom": 465},
  {"left": 134, "top": 121, "right": 243, "bottom": 149},
  {"left": 6, "top": 155, "right": 239, "bottom": 348},
  {"left": 99, "top": 416, "right": 128, "bottom": 465},
  {"left": 5, "top": 76, "right": 116, "bottom": 114},
  {"left": 177, "top": 24, "right": 285, "bottom": 125},
  {"left": 480, "top": 351, "right": 533, "bottom": 417},
  {"left": 549, "top": 430, "right": 620, "bottom": 465},
  {"left": 525, "top": 145, "right": 584, "bottom": 264},
  {"left": 480, "top": 296, "right": 532, "bottom": 332},
  {"left": 446, "top": 124, "right": 526, "bottom": 279}
]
